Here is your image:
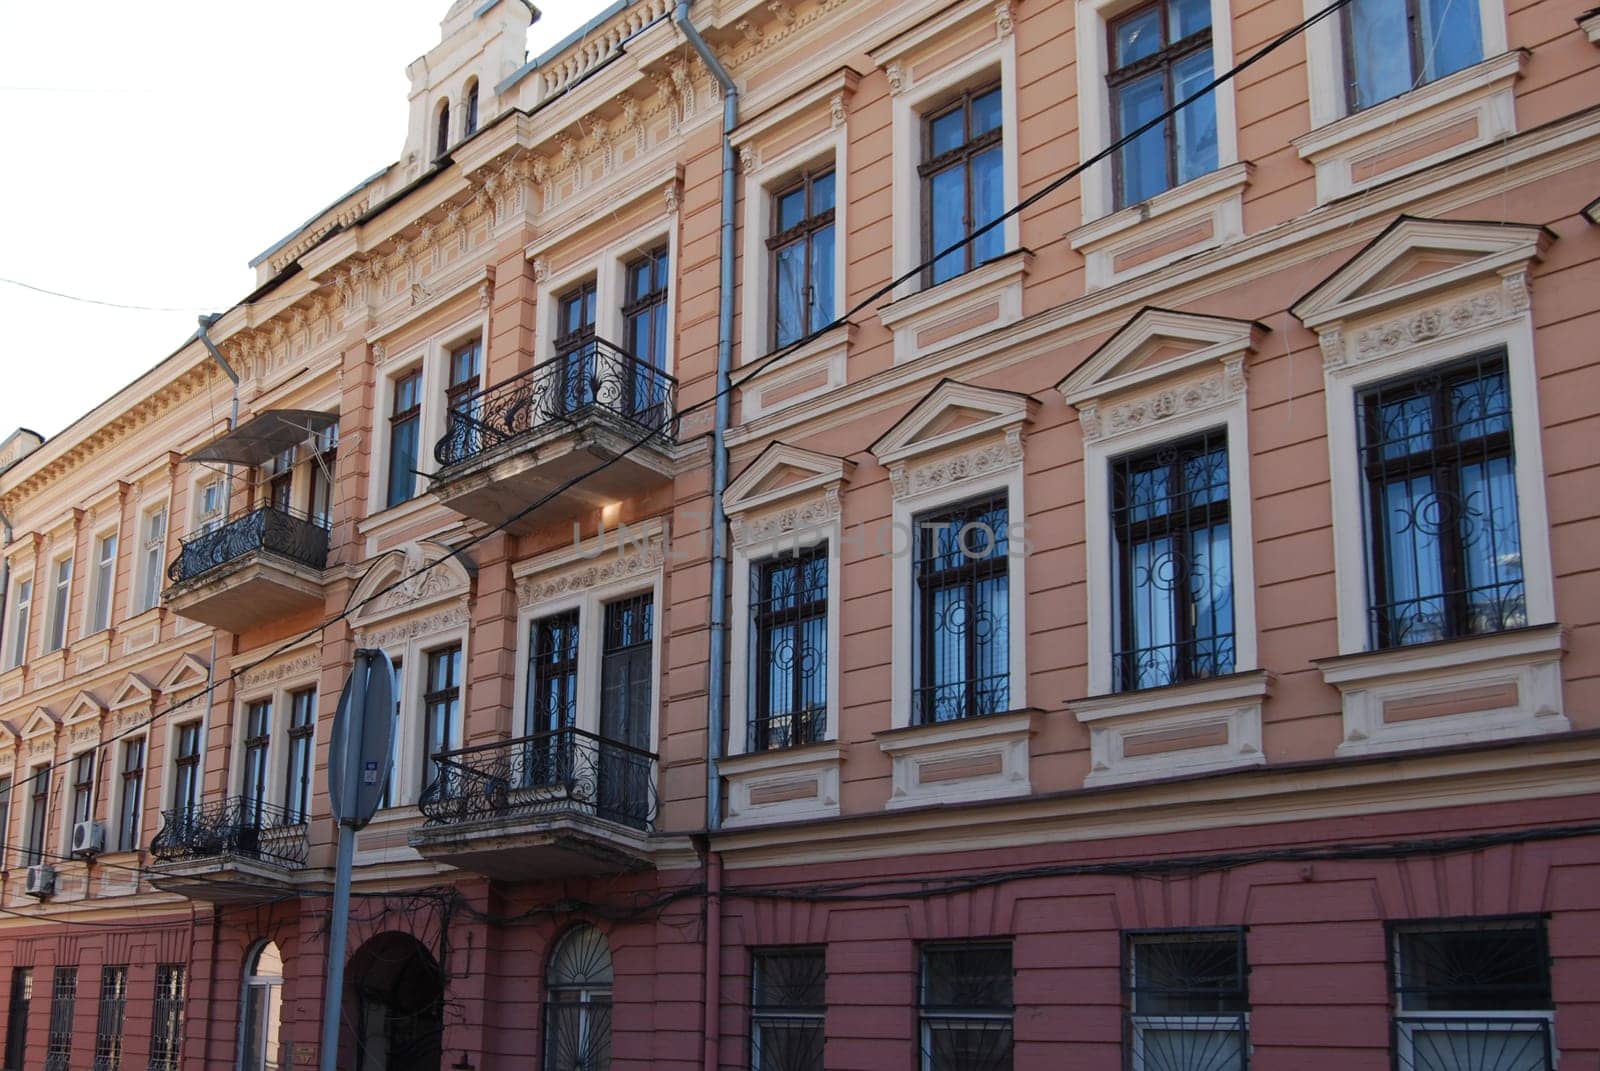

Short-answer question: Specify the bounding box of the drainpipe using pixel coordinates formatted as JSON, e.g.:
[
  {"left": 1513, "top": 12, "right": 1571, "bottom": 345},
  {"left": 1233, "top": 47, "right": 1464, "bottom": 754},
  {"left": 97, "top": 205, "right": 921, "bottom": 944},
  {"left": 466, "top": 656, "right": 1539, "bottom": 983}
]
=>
[
  {"left": 196, "top": 314, "right": 241, "bottom": 509},
  {"left": 700, "top": 846, "right": 723, "bottom": 1071}
]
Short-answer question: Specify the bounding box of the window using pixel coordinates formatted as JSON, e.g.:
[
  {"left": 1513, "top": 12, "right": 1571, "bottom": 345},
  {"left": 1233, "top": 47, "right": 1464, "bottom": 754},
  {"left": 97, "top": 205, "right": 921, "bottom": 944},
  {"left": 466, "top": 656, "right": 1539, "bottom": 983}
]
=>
[
  {"left": 93, "top": 965, "right": 127, "bottom": 1071},
  {"left": 387, "top": 369, "right": 423, "bottom": 508},
  {"left": 90, "top": 533, "right": 117, "bottom": 634},
  {"left": 148, "top": 965, "right": 185, "bottom": 1071},
  {"left": 446, "top": 340, "right": 481, "bottom": 415},
  {"left": 136, "top": 506, "right": 167, "bottom": 613},
  {"left": 1125, "top": 931, "right": 1249, "bottom": 1071},
  {"left": 172, "top": 722, "right": 201, "bottom": 817},
  {"left": 44, "top": 967, "right": 74, "bottom": 1071},
  {"left": 1111, "top": 432, "right": 1234, "bottom": 691},
  {"left": 239, "top": 942, "right": 284, "bottom": 1071},
  {"left": 199, "top": 480, "right": 225, "bottom": 530},
  {"left": 1390, "top": 917, "right": 1553, "bottom": 1071},
  {"left": 380, "top": 658, "right": 403, "bottom": 809},
  {"left": 555, "top": 280, "right": 599, "bottom": 416},
  {"left": 1358, "top": 352, "right": 1523, "bottom": 650},
  {"left": 1107, "top": 0, "right": 1217, "bottom": 208},
  {"left": 284, "top": 689, "right": 315, "bottom": 824},
  {"left": 421, "top": 647, "right": 461, "bottom": 794},
  {"left": 308, "top": 424, "right": 338, "bottom": 530},
  {"left": 914, "top": 493, "right": 1011, "bottom": 724},
  {"left": 4, "top": 577, "right": 28, "bottom": 669},
  {"left": 70, "top": 751, "right": 95, "bottom": 831},
  {"left": 241, "top": 700, "right": 271, "bottom": 825},
  {"left": 921, "top": 85, "right": 1005, "bottom": 286},
  {"left": 769, "top": 171, "right": 837, "bottom": 349},
  {"left": 4, "top": 969, "right": 31, "bottom": 1071},
  {"left": 435, "top": 100, "right": 451, "bottom": 159},
  {"left": 750, "top": 949, "right": 826, "bottom": 1071},
  {"left": 1343, "top": 0, "right": 1481, "bottom": 113},
  {"left": 527, "top": 610, "right": 580, "bottom": 737},
  {"left": 623, "top": 248, "right": 671, "bottom": 418},
  {"left": 45, "top": 557, "right": 71, "bottom": 653},
  {"left": 919, "top": 943, "right": 1013, "bottom": 1071},
  {"left": 0, "top": 776, "right": 10, "bottom": 863},
  {"left": 463, "top": 81, "right": 479, "bottom": 137},
  {"left": 117, "top": 739, "right": 144, "bottom": 852},
  {"left": 749, "top": 546, "right": 828, "bottom": 750},
  {"left": 600, "top": 594, "right": 653, "bottom": 753},
  {"left": 544, "top": 926, "right": 612, "bottom": 1071},
  {"left": 25, "top": 764, "right": 50, "bottom": 866}
]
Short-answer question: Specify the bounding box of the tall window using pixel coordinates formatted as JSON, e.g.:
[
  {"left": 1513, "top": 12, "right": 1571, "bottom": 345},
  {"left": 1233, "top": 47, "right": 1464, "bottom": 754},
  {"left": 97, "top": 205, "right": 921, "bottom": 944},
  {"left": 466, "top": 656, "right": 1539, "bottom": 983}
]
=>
[
  {"left": 0, "top": 776, "right": 10, "bottom": 864},
  {"left": 921, "top": 85, "right": 1004, "bottom": 286},
  {"left": 422, "top": 647, "right": 461, "bottom": 794},
  {"left": 148, "top": 965, "right": 185, "bottom": 1071},
  {"left": 172, "top": 723, "right": 201, "bottom": 818},
  {"left": 241, "top": 700, "right": 271, "bottom": 825},
  {"left": 45, "top": 557, "right": 72, "bottom": 653},
  {"left": 463, "top": 81, "right": 479, "bottom": 137},
  {"left": 284, "top": 689, "right": 315, "bottom": 824},
  {"left": 93, "top": 965, "right": 127, "bottom": 1071},
  {"left": 45, "top": 968, "right": 75, "bottom": 1071},
  {"left": 239, "top": 942, "right": 284, "bottom": 1071},
  {"left": 308, "top": 424, "right": 338, "bottom": 530},
  {"left": 750, "top": 948, "right": 826, "bottom": 1071},
  {"left": 266, "top": 449, "right": 294, "bottom": 513},
  {"left": 25, "top": 764, "right": 50, "bottom": 866},
  {"left": 446, "top": 340, "right": 481, "bottom": 415},
  {"left": 1125, "top": 931, "right": 1249, "bottom": 1071},
  {"left": 117, "top": 739, "right": 144, "bottom": 853},
  {"left": 918, "top": 943, "right": 1013, "bottom": 1071},
  {"left": 750, "top": 547, "right": 828, "bottom": 750},
  {"left": 1108, "top": 0, "right": 1216, "bottom": 209},
  {"left": 90, "top": 533, "right": 117, "bottom": 634},
  {"left": 600, "top": 594, "right": 653, "bottom": 752},
  {"left": 1343, "top": 0, "right": 1482, "bottom": 113},
  {"left": 387, "top": 369, "right": 423, "bottom": 508},
  {"left": 198, "top": 480, "right": 225, "bottom": 530},
  {"left": 5, "top": 577, "right": 29, "bottom": 669},
  {"left": 1358, "top": 352, "right": 1523, "bottom": 650},
  {"left": 1390, "top": 917, "right": 1553, "bottom": 1071},
  {"left": 70, "top": 751, "right": 95, "bottom": 831},
  {"left": 769, "top": 170, "right": 836, "bottom": 349},
  {"left": 136, "top": 507, "right": 166, "bottom": 613},
  {"left": 624, "top": 248, "right": 671, "bottom": 420},
  {"left": 544, "top": 926, "right": 612, "bottom": 1071},
  {"left": 527, "top": 611, "right": 580, "bottom": 737},
  {"left": 434, "top": 101, "right": 451, "bottom": 159},
  {"left": 556, "top": 281, "right": 599, "bottom": 415},
  {"left": 1111, "top": 432, "right": 1234, "bottom": 690},
  {"left": 914, "top": 494, "right": 1010, "bottom": 724},
  {"left": 380, "top": 657, "right": 403, "bottom": 809},
  {"left": 3, "top": 969, "right": 31, "bottom": 1071}
]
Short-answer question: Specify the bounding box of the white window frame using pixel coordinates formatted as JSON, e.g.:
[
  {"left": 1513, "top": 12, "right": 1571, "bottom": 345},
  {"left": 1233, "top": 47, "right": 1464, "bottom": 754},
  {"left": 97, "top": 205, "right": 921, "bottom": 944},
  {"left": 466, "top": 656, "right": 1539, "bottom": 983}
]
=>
[
  {"left": 43, "top": 553, "right": 73, "bottom": 655},
  {"left": 61, "top": 746, "right": 96, "bottom": 856},
  {"left": 161, "top": 717, "right": 207, "bottom": 815},
  {"left": 228, "top": 666, "right": 319, "bottom": 819},
  {"left": 194, "top": 476, "right": 225, "bottom": 532},
  {"left": 5, "top": 573, "right": 31, "bottom": 669},
  {"left": 373, "top": 357, "right": 432, "bottom": 515},
  {"left": 535, "top": 222, "right": 680, "bottom": 376},
  {"left": 109, "top": 734, "right": 146, "bottom": 854},
  {"left": 134, "top": 501, "right": 168, "bottom": 615},
  {"left": 88, "top": 528, "right": 118, "bottom": 636},
  {"left": 381, "top": 629, "right": 470, "bottom": 809}
]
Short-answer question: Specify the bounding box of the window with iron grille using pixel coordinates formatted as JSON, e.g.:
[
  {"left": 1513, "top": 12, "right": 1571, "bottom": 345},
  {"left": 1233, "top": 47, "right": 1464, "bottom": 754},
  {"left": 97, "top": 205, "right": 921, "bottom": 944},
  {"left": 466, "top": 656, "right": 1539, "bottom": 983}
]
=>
[
  {"left": 44, "top": 967, "right": 75, "bottom": 1071},
  {"left": 148, "top": 965, "right": 185, "bottom": 1071},
  {"left": 387, "top": 369, "right": 423, "bottom": 508},
  {"left": 919, "top": 943, "right": 1013, "bottom": 1071},
  {"left": 921, "top": 85, "right": 1005, "bottom": 286},
  {"left": 241, "top": 700, "right": 272, "bottom": 824},
  {"left": 545, "top": 926, "right": 613, "bottom": 1071},
  {"left": 1107, "top": 0, "right": 1217, "bottom": 209},
  {"left": 769, "top": 170, "right": 836, "bottom": 349},
  {"left": 25, "top": 764, "right": 50, "bottom": 866},
  {"left": 284, "top": 689, "right": 315, "bottom": 824},
  {"left": 1342, "top": 0, "right": 1482, "bottom": 113},
  {"left": 1357, "top": 352, "right": 1523, "bottom": 650},
  {"left": 172, "top": 723, "right": 201, "bottom": 817},
  {"left": 92, "top": 965, "right": 127, "bottom": 1071},
  {"left": 750, "top": 948, "right": 826, "bottom": 1071},
  {"left": 117, "top": 739, "right": 144, "bottom": 853},
  {"left": 4, "top": 968, "right": 31, "bottom": 1071},
  {"left": 1111, "top": 432, "right": 1234, "bottom": 691},
  {"left": 527, "top": 610, "right": 580, "bottom": 737},
  {"left": 422, "top": 646, "right": 462, "bottom": 794},
  {"left": 750, "top": 546, "right": 828, "bottom": 751},
  {"left": 914, "top": 494, "right": 1011, "bottom": 724},
  {"left": 1389, "top": 916, "right": 1553, "bottom": 1071},
  {"left": 1124, "top": 930, "right": 1249, "bottom": 1071},
  {"left": 70, "top": 751, "right": 95, "bottom": 831}
]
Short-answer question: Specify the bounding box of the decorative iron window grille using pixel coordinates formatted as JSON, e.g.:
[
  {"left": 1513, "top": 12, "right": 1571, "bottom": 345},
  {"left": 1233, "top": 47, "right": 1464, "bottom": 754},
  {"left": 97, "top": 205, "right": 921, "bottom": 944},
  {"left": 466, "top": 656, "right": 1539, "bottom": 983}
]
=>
[
  {"left": 545, "top": 925, "right": 613, "bottom": 1071},
  {"left": 919, "top": 943, "right": 1014, "bottom": 1071},
  {"left": 284, "top": 688, "right": 315, "bottom": 824},
  {"left": 1389, "top": 916, "right": 1553, "bottom": 1071},
  {"left": 1124, "top": 930, "right": 1249, "bottom": 1071},
  {"left": 768, "top": 169, "right": 836, "bottom": 349},
  {"left": 750, "top": 948, "right": 826, "bottom": 1071},
  {"left": 1358, "top": 351, "right": 1524, "bottom": 650},
  {"left": 92, "top": 965, "right": 127, "bottom": 1071},
  {"left": 422, "top": 646, "right": 462, "bottom": 795},
  {"left": 750, "top": 546, "right": 829, "bottom": 751},
  {"left": 44, "top": 966, "right": 75, "bottom": 1071},
  {"left": 914, "top": 494, "right": 1011, "bottom": 724},
  {"left": 148, "top": 965, "right": 185, "bottom": 1071},
  {"left": 920, "top": 84, "right": 1005, "bottom": 286},
  {"left": 4, "top": 968, "right": 32, "bottom": 1071},
  {"left": 1111, "top": 432, "right": 1235, "bottom": 691},
  {"left": 118, "top": 738, "right": 145, "bottom": 853},
  {"left": 1106, "top": 0, "right": 1217, "bottom": 208}
]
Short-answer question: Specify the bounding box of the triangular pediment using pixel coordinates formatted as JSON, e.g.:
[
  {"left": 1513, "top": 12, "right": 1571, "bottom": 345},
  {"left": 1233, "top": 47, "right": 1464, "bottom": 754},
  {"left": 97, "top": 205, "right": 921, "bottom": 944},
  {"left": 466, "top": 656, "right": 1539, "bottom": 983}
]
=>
[
  {"left": 157, "top": 653, "right": 210, "bottom": 695},
  {"left": 108, "top": 673, "right": 154, "bottom": 711},
  {"left": 1057, "top": 307, "right": 1266, "bottom": 406},
  {"left": 724, "top": 443, "right": 854, "bottom": 517},
  {"left": 348, "top": 539, "right": 474, "bottom": 626},
  {"left": 870, "top": 379, "right": 1036, "bottom": 467},
  {"left": 62, "top": 691, "right": 105, "bottom": 725},
  {"left": 1292, "top": 216, "right": 1551, "bottom": 329},
  {"left": 21, "top": 707, "right": 58, "bottom": 739}
]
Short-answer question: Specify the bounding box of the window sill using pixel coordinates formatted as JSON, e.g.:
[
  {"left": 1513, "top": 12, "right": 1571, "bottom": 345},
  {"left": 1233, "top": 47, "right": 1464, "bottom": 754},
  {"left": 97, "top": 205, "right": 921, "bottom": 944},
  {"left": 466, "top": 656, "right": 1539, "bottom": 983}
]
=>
[
  {"left": 720, "top": 741, "right": 843, "bottom": 828},
  {"left": 877, "top": 250, "right": 1032, "bottom": 366},
  {"left": 875, "top": 708, "right": 1040, "bottom": 810},
  {"left": 738, "top": 324, "right": 855, "bottom": 422},
  {"left": 1068, "top": 162, "right": 1251, "bottom": 291},
  {"left": 1069, "top": 671, "right": 1270, "bottom": 787},
  {"left": 1314, "top": 624, "right": 1568, "bottom": 757},
  {"left": 1292, "top": 50, "right": 1528, "bottom": 203}
]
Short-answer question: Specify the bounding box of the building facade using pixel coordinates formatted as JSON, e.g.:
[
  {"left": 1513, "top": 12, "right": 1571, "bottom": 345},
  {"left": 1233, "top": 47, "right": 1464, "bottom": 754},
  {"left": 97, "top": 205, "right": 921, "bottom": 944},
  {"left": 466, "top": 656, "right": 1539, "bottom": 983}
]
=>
[{"left": 0, "top": 0, "right": 1597, "bottom": 1068}]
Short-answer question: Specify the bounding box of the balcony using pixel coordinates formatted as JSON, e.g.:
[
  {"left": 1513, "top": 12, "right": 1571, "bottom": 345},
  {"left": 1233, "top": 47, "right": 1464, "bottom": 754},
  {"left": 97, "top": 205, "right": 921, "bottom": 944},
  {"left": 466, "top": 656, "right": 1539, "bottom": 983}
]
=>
[
  {"left": 410, "top": 727, "right": 660, "bottom": 879},
  {"left": 429, "top": 338, "right": 678, "bottom": 533},
  {"left": 147, "top": 797, "right": 309, "bottom": 903},
  {"left": 163, "top": 506, "right": 329, "bottom": 632}
]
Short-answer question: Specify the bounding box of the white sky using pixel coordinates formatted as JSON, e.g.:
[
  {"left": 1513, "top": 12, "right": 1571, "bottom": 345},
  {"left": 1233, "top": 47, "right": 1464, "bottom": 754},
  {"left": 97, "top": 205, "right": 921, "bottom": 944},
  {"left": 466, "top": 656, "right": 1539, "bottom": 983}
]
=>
[{"left": 0, "top": 0, "right": 609, "bottom": 442}]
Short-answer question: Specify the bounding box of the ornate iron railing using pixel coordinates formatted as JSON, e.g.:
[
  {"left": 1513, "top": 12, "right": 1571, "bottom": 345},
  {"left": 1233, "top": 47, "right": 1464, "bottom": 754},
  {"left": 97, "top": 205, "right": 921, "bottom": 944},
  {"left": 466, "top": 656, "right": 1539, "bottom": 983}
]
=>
[
  {"left": 149, "top": 796, "right": 309, "bottom": 868},
  {"left": 167, "top": 505, "right": 329, "bottom": 585},
  {"left": 417, "top": 727, "right": 658, "bottom": 831},
  {"left": 433, "top": 337, "right": 676, "bottom": 469}
]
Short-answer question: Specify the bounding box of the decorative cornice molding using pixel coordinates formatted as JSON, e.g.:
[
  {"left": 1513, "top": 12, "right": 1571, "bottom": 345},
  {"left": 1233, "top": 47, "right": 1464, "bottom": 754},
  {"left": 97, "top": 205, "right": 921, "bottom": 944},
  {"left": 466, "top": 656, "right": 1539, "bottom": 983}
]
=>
[
  {"left": 1084, "top": 365, "right": 1243, "bottom": 443},
  {"left": 890, "top": 428, "right": 1024, "bottom": 500},
  {"left": 516, "top": 543, "right": 664, "bottom": 608},
  {"left": 354, "top": 605, "right": 470, "bottom": 650},
  {"left": 1323, "top": 284, "right": 1519, "bottom": 370},
  {"left": 730, "top": 487, "right": 842, "bottom": 548},
  {"left": 239, "top": 650, "right": 320, "bottom": 690}
]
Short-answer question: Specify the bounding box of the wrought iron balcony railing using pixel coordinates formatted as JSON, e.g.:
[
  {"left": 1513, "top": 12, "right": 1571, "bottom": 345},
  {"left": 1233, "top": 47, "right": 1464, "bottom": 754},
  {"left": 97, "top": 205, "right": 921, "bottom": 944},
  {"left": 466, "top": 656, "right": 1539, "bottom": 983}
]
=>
[
  {"left": 167, "top": 505, "right": 329, "bottom": 585},
  {"left": 433, "top": 337, "right": 676, "bottom": 469},
  {"left": 418, "top": 726, "right": 658, "bottom": 831},
  {"left": 149, "top": 796, "right": 309, "bottom": 869}
]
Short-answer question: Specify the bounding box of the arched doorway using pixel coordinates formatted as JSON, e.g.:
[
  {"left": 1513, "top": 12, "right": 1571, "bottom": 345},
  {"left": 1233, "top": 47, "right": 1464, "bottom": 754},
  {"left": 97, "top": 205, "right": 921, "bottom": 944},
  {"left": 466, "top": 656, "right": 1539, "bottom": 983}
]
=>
[
  {"left": 345, "top": 932, "right": 444, "bottom": 1071},
  {"left": 240, "top": 940, "right": 285, "bottom": 1071}
]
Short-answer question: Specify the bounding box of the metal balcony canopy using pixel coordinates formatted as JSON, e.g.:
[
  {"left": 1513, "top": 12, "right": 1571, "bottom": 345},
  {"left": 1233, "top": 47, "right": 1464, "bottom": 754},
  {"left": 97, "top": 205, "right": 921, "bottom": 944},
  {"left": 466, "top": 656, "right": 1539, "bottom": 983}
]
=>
[{"left": 185, "top": 409, "right": 337, "bottom": 466}]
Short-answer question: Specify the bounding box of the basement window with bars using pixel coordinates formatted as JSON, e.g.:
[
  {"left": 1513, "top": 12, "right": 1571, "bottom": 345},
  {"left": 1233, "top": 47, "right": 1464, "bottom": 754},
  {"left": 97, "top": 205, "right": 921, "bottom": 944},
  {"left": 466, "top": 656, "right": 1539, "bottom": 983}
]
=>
[
  {"left": 1124, "top": 930, "right": 1249, "bottom": 1071},
  {"left": 1357, "top": 351, "right": 1524, "bottom": 650},
  {"left": 750, "top": 948, "right": 826, "bottom": 1071},
  {"left": 1389, "top": 916, "right": 1554, "bottom": 1071},
  {"left": 44, "top": 967, "right": 75, "bottom": 1071},
  {"left": 919, "top": 943, "right": 1014, "bottom": 1071},
  {"left": 93, "top": 965, "right": 127, "bottom": 1071},
  {"left": 913, "top": 494, "right": 1011, "bottom": 724},
  {"left": 148, "top": 965, "right": 185, "bottom": 1071},
  {"left": 749, "top": 546, "right": 829, "bottom": 751}
]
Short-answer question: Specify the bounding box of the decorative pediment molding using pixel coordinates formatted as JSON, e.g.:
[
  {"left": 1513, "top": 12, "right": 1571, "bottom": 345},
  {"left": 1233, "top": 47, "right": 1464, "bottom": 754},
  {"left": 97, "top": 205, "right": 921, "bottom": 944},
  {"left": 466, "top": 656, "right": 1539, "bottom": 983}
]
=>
[
  {"left": 347, "top": 540, "right": 474, "bottom": 629},
  {"left": 870, "top": 379, "right": 1036, "bottom": 469},
  {"left": 21, "top": 706, "right": 58, "bottom": 739},
  {"left": 62, "top": 691, "right": 105, "bottom": 725},
  {"left": 239, "top": 648, "right": 321, "bottom": 691},
  {"left": 724, "top": 442, "right": 854, "bottom": 519},
  {"left": 156, "top": 653, "right": 210, "bottom": 695},
  {"left": 108, "top": 673, "right": 154, "bottom": 711},
  {"left": 1056, "top": 307, "right": 1265, "bottom": 407},
  {"left": 515, "top": 540, "right": 664, "bottom": 609}
]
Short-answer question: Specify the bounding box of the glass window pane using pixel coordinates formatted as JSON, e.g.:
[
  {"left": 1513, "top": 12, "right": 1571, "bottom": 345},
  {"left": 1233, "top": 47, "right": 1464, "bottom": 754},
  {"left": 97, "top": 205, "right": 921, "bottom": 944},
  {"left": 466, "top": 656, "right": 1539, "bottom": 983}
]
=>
[
  {"left": 809, "top": 224, "right": 836, "bottom": 333},
  {"left": 971, "top": 146, "right": 1006, "bottom": 267},
  {"left": 776, "top": 187, "right": 806, "bottom": 232},
  {"left": 929, "top": 107, "right": 965, "bottom": 155},
  {"left": 1173, "top": 49, "right": 1218, "bottom": 184},
  {"left": 971, "top": 89, "right": 1003, "bottom": 136},
  {"left": 1380, "top": 473, "right": 1447, "bottom": 645},
  {"left": 1115, "top": 73, "right": 1169, "bottom": 206},
  {"left": 1347, "top": 0, "right": 1413, "bottom": 110},
  {"left": 928, "top": 166, "right": 967, "bottom": 284},
  {"left": 811, "top": 171, "right": 835, "bottom": 214},
  {"left": 1459, "top": 455, "right": 1524, "bottom": 633},
  {"left": 1419, "top": 0, "right": 1482, "bottom": 82},
  {"left": 1114, "top": 5, "right": 1164, "bottom": 67},
  {"left": 1168, "top": 0, "right": 1213, "bottom": 38},
  {"left": 774, "top": 242, "right": 806, "bottom": 347}
]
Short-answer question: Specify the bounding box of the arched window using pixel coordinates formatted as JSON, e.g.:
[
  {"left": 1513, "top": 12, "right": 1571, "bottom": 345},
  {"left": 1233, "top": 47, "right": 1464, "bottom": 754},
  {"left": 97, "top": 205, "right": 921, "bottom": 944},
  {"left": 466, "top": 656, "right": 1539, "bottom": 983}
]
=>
[
  {"left": 544, "top": 926, "right": 612, "bottom": 1071},
  {"left": 435, "top": 100, "right": 451, "bottom": 160},
  {"left": 463, "top": 81, "right": 479, "bottom": 138},
  {"left": 239, "top": 941, "right": 284, "bottom": 1071}
]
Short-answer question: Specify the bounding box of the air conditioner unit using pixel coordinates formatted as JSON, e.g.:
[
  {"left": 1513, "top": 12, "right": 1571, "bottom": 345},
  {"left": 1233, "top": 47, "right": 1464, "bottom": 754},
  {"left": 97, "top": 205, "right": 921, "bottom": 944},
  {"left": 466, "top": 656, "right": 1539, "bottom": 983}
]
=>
[
  {"left": 24, "top": 864, "right": 55, "bottom": 898},
  {"left": 71, "top": 820, "right": 106, "bottom": 858}
]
